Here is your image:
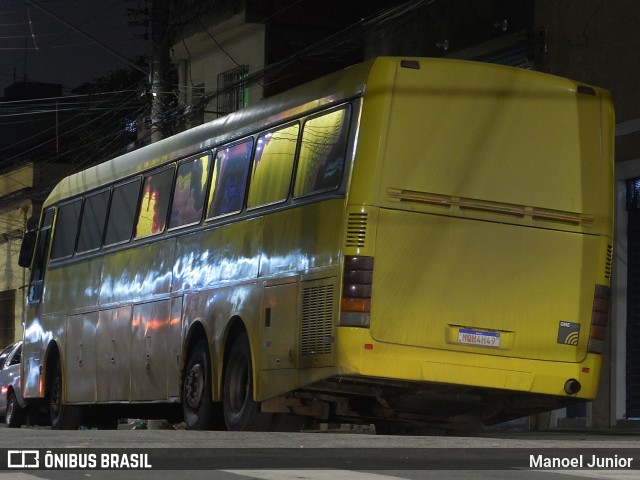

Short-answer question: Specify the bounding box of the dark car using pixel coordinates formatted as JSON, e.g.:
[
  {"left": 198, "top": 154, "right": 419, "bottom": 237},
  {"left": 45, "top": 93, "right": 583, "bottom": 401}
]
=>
[{"left": 0, "top": 341, "right": 25, "bottom": 427}]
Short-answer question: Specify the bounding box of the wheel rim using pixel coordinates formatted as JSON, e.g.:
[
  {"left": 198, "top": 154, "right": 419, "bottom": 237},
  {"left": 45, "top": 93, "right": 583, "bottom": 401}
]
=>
[
  {"left": 185, "top": 363, "right": 205, "bottom": 410},
  {"left": 227, "top": 360, "right": 249, "bottom": 414}
]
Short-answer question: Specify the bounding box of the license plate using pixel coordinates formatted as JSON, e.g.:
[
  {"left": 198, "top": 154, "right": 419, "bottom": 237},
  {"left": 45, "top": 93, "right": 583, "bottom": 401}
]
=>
[{"left": 458, "top": 329, "right": 500, "bottom": 348}]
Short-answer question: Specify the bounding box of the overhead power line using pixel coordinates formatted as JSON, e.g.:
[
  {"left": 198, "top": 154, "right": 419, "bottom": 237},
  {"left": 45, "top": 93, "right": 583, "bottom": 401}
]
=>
[
  {"left": 27, "top": 8, "right": 38, "bottom": 51},
  {"left": 24, "top": 0, "right": 148, "bottom": 76}
]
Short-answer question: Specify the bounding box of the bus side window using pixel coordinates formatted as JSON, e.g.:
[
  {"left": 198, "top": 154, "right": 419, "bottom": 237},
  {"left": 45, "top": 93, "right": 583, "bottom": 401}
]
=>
[
  {"left": 104, "top": 178, "right": 142, "bottom": 246},
  {"left": 207, "top": 139, "right": 253, "bottom": 219},
  {"left": 28, "top": 208, "right": 54, "bottom": 304},
  {"left": 247, "top": 123, "right": 299, "bottom": 208},
  {"left": 135, "top": 167, "right": 175, "bottom": 238},
  {"left": 50, "top": 199, "right": 83, "bottom": 260},
  {"left": 169, "top": 154, "right": 211, "bottom": 229},
  {"left": 77, "top": 189, "right": 110, "bottom": 253},
  {"left": 294, "top": 107, "right": 350, "bottom": 198}
]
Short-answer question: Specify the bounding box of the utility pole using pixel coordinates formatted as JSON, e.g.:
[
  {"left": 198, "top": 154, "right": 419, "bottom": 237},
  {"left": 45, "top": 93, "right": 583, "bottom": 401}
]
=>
[{"left": 150, "top": 0, "right": 171, "bottom": 143}]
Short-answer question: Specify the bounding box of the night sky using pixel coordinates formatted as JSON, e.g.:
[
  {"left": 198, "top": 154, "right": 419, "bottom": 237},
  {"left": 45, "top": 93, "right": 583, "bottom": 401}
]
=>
[{"left": 0, "top": 0, "right": 150, "bottom": 95}]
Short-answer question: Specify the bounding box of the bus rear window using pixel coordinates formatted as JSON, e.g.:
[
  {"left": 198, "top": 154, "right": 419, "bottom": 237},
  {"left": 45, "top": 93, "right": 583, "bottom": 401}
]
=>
[
  {"left": 207, "top": 139, "right": 253, "bottom": 219},
  {"left": 104, "top": 178, "right": 141, "bottom": 246},
  {"left": 294, "top": 107, "right": 350, "bottom": 198},
  {"left": 247, "top": 123, "right": 299, "bottom": 208},
  {"left": 50, "top": 199, "right": 82, "bottom": 260}
]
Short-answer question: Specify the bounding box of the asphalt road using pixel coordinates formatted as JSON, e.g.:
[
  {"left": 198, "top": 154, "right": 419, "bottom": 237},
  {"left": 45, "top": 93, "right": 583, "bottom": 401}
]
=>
[{"left": 0, "top": 425, "right": 638, "bottom": 480}]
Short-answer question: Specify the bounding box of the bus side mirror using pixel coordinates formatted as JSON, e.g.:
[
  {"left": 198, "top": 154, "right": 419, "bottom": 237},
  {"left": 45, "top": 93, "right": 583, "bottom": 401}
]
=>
[{"left": 18, "top": 230, "right": 36, "bottom": 268}]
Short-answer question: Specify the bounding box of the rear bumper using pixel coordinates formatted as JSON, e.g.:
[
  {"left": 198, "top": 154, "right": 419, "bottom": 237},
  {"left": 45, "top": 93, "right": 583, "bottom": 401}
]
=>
[{"left": 336, "top": 327, "right": 602, "bottom": 399}]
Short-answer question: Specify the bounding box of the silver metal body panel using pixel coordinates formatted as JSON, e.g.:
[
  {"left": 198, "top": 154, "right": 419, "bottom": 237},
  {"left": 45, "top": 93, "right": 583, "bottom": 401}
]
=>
[
  {"left": 66, "top": 312, "right": 98, "bottom": 402},
  {"left": 0, "top": 342, "right": 26, "bottom": 415}
]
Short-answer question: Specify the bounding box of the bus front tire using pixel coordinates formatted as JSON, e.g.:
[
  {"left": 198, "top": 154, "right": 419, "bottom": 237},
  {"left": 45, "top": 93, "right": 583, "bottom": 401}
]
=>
[
  {"left": 5, "top": 391, "right": 24, "bottom": 428},
  {"left": 182, "top": 338, "right": 220, "bottom": 430},
  {"left": 223, "top": 333, "right": 272, "bottom": 431},
  {"left": 49, "top": 359, "right": 82, "bottom": 430}
]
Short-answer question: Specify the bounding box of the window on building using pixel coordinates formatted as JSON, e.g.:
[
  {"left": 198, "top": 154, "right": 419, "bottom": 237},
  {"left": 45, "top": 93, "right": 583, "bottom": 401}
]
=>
[
  {"left": 217, "top": 65, "right": 248, "bottom": 117},
  {"left": 0, "top": 290, "right": 15, "bottom": 346}
]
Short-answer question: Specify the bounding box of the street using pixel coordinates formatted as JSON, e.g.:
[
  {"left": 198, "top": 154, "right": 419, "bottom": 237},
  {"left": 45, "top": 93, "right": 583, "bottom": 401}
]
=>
[{"left": 0, "top": 424, "right": 638, "bottom": 480}]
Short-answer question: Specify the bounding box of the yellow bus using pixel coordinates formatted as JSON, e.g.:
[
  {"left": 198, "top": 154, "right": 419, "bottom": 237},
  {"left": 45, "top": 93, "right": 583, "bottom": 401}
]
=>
[{"left": 18, "top": 57, "right": 614, "bottom": 432}]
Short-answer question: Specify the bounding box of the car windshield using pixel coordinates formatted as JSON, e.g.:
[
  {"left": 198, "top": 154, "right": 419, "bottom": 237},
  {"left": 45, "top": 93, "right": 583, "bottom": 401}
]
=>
[
  {"left": 8, "top": 344, "right": 21, "bottom": 366},
  {"left": 0, "top": 343, "right": 15, "bottom": 369}
]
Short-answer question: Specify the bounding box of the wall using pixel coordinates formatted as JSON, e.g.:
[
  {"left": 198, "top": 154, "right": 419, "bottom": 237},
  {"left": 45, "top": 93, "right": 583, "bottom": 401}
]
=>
[
  {"left": 172, "top": 12, "right": 265, "bottom": 127},
  {"left": 0, "top": 163, "right": 35, "bottom": 346}
]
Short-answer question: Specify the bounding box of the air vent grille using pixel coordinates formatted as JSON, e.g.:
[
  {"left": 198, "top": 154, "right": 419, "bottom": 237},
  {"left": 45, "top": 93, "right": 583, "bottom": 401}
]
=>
[
  {"left": 301, "top": 284, "right": 334, "bottom": 356},
  {"left": 345, "top": 212, "right": 368, "bottom": 248},
  {"left": 605, "top": 244, "right": 613, "bottom": 279}
]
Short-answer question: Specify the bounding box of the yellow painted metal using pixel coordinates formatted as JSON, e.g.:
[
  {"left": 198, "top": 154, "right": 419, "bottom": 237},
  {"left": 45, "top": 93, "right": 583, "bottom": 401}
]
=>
[
  {"left": 342, "top": 57, "right": 613, "bottom": 399},
  {"left": 369, "top": 209, "right": 603, "bottom": 362},
  {"left": 337, "top": 327, "right": 602, "bottom": 399}
]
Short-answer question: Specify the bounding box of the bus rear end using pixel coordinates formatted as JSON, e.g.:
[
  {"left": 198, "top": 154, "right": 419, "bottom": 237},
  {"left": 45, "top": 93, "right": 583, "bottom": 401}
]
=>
[{"left": 336, "top": 58, "right": 614, "bottom": 429}]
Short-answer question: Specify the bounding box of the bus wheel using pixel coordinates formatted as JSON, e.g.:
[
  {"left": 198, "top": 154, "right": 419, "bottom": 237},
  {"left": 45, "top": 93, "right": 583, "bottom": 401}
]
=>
[
  {"left": 49, "top": 359, "right": 82, "bottom": 430},
  {"left": 182, "top": 338, "right": 217, "bottom": 430},
  {"left": 5, "top": 391, "right": 24, "bottom": 428},
  {"left": 223, "top": 333, "right": 273, "bottom": 431}
]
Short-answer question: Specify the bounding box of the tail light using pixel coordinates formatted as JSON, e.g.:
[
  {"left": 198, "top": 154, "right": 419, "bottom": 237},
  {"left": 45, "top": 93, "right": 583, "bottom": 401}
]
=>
[
  {"left": 340, "top": 256, "right": 373, "bottom": 327},
  {"left": 588, "top": 284, "right": 610, "bottom": 354}
]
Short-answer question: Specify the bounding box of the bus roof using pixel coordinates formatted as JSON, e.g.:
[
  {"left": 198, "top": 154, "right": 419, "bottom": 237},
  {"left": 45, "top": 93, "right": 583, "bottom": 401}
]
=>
[
  {"left": 44, "top": 59, "right": 372, "bottom": 207},
  {"left": 43, "top": 56, "right": 604, "bottom": 208}
]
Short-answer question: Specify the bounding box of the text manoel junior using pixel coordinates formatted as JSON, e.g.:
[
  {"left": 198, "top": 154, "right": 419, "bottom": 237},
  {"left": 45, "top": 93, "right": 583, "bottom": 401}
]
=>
[{"left": 530, "top": 454, "right": 634, "bottom": 469}]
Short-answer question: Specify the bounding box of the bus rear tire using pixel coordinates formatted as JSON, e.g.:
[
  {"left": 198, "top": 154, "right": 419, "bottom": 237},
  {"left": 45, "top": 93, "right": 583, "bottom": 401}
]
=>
[
  {"left": 182, "top": 338, "right": 222, "bottom": 430},
  {"left": 49, "top": 359, "right": 82, "bottom": 430},
  {"left": 223, "top": 333, "right": 273, "bottom": 431}
]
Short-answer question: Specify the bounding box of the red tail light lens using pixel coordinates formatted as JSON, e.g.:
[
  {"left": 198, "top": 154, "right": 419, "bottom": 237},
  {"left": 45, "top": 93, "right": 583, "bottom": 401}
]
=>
[
  {"left": 340, "top": 256, "right": 373, "bottom": 327},
  {"left": 588, "top": 284, "right": 610, "bottom": 353}
]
